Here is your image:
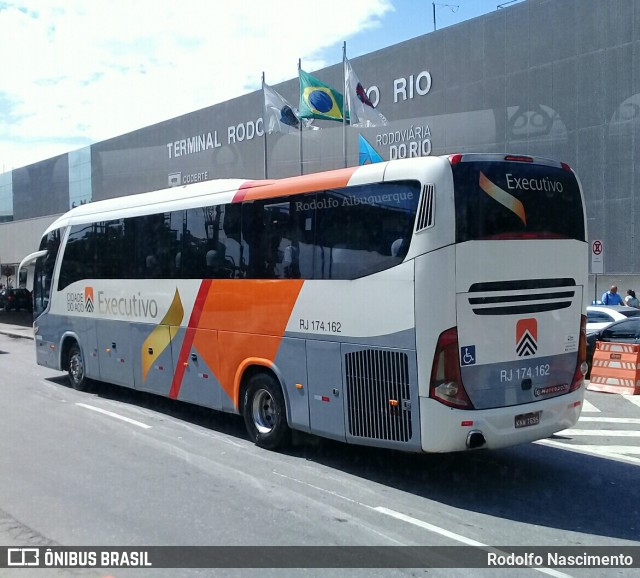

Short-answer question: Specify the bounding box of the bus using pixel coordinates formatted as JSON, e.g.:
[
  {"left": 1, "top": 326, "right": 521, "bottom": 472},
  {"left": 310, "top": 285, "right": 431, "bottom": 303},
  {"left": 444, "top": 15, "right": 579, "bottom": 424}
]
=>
[{"left": 27, "top": 154, "right": 588, "bottom": 453}]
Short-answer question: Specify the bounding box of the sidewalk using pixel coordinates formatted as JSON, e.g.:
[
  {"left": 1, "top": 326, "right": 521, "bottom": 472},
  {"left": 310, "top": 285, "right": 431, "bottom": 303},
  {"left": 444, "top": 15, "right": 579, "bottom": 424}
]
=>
[
  {"left": 0, "top": 311, "right": 35, "bottom": 340},
  {"left": 0, "top": 323, "right": 34, "bottom": 340}
]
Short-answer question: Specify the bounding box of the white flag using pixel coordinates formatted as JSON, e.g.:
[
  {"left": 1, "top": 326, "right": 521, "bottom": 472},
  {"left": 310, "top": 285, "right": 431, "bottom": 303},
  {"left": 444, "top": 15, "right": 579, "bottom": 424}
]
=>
[
  {"left": 344, "top": 57, "right": 388, "bottom": 127},
  {"left": 263, "top": 82, "right": 306, "bottom": 134}
]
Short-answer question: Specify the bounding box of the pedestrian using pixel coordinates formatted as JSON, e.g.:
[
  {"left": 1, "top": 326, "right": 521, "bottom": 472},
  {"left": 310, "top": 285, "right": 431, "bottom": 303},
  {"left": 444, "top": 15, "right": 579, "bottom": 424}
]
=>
[
  {"left": 283, "top": 241, "right": 300, "bottom": 279},
  {"left": 601, "top": 285, "right": 624, "bottom": 306},
  {"left": 625, "top": 289, "right": 639, "bottom": 308}
]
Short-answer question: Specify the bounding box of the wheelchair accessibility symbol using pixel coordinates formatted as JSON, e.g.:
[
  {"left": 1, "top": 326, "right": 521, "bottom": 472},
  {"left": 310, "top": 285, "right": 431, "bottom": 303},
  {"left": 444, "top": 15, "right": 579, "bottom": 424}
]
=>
[{"left": 461, "top": 345, "right": 476, "bottom": 366}]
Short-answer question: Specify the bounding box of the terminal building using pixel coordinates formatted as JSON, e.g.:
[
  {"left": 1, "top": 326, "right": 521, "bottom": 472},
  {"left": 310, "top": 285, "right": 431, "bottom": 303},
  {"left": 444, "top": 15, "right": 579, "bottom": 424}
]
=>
[{"left": 1, "top": 0, "right": 638, "bottom": 299}]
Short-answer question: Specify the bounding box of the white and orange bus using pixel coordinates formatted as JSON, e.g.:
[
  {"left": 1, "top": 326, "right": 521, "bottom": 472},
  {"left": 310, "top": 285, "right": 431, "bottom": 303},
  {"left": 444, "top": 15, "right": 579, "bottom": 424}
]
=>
[{"left": 28, "top": 154, "right": 588, "bottom": 452}]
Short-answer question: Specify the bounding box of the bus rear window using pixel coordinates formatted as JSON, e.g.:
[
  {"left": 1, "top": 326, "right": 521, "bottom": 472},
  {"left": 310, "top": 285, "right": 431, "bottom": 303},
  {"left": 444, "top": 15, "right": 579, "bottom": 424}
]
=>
[{"left": 452, "top": 161, "right": 585, "bottom": 242}]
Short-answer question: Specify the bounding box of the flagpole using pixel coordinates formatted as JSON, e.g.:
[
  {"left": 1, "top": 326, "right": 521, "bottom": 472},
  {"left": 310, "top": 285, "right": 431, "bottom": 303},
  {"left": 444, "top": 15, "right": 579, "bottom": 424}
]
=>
[
  {"left": 298, "top": 58, "right": 303, "bottom": 176},
  {"left": 262, "top": 72, "right": 268, "bottom": 179},
  {"left": 343, "top": 41, "right": 348, "bottom": 168}
]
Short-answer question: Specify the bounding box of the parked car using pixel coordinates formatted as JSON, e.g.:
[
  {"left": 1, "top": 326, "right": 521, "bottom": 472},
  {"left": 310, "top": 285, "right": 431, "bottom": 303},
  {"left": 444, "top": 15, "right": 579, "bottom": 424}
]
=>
[
  {"left": 586, "top": 305, "right": 640, "bottom": 333},
  {"left": 586, "top": 316, "right": 640, "bottom": 377},
  {"left": 0, "top": 287, "right": 33, "bottom": 312}
]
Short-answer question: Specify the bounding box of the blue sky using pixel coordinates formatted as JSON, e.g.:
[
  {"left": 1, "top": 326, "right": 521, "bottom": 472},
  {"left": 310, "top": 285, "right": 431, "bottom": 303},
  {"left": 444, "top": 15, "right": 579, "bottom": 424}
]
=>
[
  {"left": 344, "top": 0, "right": 523, "bottom": 59},
  {"left": 0, "top": 0, "right": 523, "bottom": 171}
]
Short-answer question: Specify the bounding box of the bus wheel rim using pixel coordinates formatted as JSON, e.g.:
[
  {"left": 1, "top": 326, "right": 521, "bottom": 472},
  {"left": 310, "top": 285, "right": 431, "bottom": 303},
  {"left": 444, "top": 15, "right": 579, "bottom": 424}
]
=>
[{"left": 251, "top": 388, "right": 276, "bottom": 434}]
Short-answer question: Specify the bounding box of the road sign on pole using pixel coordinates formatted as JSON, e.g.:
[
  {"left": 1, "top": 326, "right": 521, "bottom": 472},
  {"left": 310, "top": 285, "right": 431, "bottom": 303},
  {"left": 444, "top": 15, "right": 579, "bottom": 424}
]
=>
[{"left": 591, "top": 240, "right": 604, "bottom": 274}]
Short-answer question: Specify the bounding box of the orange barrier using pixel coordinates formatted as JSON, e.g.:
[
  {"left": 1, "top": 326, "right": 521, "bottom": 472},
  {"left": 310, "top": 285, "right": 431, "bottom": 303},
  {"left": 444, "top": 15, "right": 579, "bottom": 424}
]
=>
[{"left": 588, "top": 341, "right": 640, "bottom": 395}]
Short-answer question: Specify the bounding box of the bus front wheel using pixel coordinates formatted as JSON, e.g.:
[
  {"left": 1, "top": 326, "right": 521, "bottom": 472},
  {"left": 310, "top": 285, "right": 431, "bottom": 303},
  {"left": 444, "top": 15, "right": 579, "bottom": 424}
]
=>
[
  {"left": 68, "top": 343, "right": 91, "bottom": 392},
  {"left": 242, "top": 373, "right": 290, "bottom": 450}
]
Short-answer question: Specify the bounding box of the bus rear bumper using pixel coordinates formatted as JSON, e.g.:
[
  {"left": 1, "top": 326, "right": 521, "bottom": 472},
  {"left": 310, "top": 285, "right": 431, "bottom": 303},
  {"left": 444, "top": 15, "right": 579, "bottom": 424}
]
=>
[{"left": 419, "top": 388, "right": 584, "bottom": 453}]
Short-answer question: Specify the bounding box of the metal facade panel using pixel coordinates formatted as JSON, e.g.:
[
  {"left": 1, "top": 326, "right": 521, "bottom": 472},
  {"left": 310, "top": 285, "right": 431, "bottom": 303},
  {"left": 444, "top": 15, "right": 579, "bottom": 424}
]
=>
[{"left": 2, "top": 0, "right": 640, "bottom": 274}]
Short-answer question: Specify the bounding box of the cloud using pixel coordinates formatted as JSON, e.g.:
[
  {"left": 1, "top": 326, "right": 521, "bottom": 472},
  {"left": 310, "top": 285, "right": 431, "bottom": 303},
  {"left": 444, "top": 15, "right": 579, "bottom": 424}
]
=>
[{"left": 0, "top": 0, "right": 393, "bottom": 171}]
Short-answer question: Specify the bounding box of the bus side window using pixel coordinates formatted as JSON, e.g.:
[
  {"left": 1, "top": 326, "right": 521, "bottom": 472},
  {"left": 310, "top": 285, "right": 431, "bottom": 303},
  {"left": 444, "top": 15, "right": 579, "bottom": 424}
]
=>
[
  {"left": 219, "top": 204, "right": 242, "bottom": 278},
  {"left": 241, "top": 201, "right": 264, "bottom": 278},
  {"left": 132, "top": 213, "right": 175, "bottom": 279},
  {"left": 182, "top": 208, "right": 208, "bottom": 279},
  {"left": 313, "top": 182, "right": 419, "bottom": 279},
  {"left": 96, "top": 219, "right": 128, "bottom": 279},
  {"left": 241, "top": 197, "right": 313, "bottom": 280}
]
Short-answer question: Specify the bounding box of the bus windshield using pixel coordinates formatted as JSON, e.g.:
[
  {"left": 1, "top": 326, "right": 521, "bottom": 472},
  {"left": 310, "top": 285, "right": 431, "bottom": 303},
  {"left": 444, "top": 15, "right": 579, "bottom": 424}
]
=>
[
  {"left": 33, "top": 229, "right": 62, "bottom": 318},
  {"left": 452, "top": 160, "right": 586, "bottom": 242}
]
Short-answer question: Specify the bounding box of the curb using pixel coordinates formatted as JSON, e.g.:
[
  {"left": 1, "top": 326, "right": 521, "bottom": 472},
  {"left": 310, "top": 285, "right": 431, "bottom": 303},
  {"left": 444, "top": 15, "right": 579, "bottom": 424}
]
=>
[{"left": 0, "top": 329, "right": 34, "bottom": 340}]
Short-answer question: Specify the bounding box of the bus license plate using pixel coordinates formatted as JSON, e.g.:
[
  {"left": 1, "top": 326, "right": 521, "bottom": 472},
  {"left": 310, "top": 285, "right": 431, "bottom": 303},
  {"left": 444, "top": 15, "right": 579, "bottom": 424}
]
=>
[{"left": 515, "top": 411, "right": 541, "bottom": 429}]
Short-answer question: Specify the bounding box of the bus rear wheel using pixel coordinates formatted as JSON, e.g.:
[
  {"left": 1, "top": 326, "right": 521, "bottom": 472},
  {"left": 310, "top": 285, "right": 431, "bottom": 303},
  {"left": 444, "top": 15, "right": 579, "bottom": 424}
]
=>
[
  {"left": 242, "top": 373, "right": 290, "bottom": 450},
  {"left": 68, "top": 343, "right": 91, "bottom": 392}
]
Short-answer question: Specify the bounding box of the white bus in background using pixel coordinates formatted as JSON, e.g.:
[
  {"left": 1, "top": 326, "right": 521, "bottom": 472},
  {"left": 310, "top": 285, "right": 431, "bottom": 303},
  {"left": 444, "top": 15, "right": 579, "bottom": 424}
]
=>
[{"left": 28, "top": 154, "right": 588, "bottom": 453}]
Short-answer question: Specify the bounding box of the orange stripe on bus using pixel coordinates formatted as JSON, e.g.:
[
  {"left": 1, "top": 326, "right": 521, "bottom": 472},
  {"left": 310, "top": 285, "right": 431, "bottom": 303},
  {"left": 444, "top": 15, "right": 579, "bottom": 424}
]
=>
[
  {"left": 170, "top": 279, "right": 304, "bottom": 405},
  {"left": 169, "top": 280, "right": 212, "bottom": 399},
  {"left": 193, "top": 279, "right": 304, "bottom": 406},
  {"left": 232, "top": 167, "right": 358, "bottom": 203},
  {"left": 232, "top": 179, "right": 275, "bottom": 203}
]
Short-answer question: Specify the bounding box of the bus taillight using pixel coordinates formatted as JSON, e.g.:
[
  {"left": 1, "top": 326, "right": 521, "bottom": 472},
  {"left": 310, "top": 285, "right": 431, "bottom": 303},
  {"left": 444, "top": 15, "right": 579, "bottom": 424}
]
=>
[
  {"left": 429, "top": 327, "right": 474, "bottom": 409},
  {"left": 569, "top": 314, "right": 588, "bottom": 392},
  {"left": 504, "top": 155, "right": 533, "bottom": 163}
]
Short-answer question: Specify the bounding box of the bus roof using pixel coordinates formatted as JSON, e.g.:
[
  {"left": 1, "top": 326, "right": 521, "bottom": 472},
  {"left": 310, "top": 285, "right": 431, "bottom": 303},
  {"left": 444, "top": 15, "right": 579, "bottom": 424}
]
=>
[
  {"left": 44, "top": 178, "right": 269, "bottom": 235},
  {"left": 42, "top": 161, "right": 397, "bottom": 236},
  {"left": 42, "top": 154, "right": 569, "bottom": 238}
]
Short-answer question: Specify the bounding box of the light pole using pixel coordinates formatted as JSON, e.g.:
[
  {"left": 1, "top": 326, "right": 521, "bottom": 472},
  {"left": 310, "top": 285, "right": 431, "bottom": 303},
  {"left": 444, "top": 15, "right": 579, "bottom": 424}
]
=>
[{"left": 432, "top": 2, "right": 459, "bottom": 32}]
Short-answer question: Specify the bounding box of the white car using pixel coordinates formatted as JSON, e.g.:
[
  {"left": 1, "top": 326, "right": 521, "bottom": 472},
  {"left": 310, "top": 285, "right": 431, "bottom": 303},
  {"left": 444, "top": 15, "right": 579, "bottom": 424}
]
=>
[{"left": 586, "top": 305, "right": 640, "bottom": 332}]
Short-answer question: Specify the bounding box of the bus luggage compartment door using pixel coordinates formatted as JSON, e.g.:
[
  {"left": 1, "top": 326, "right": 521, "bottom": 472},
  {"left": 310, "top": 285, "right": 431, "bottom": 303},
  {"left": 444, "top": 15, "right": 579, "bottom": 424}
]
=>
[
  {"left": 96, "top": 320, "right": 134, "bottom": 388},
  {"left": 171, "top": 328, "right": 222, "bottom": 410},
  {"left": 131, "top": 322, "right": 176, "bottom": 397},
  {"left": 306, "top": 340, "right": 345, "bottom": 441}
]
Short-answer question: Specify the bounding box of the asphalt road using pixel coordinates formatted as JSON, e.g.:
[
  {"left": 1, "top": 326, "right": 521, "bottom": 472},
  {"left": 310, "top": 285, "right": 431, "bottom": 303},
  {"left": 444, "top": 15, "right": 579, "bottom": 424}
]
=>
[{"left": 0, "top": 329, "right": 638, "bottom": 578}]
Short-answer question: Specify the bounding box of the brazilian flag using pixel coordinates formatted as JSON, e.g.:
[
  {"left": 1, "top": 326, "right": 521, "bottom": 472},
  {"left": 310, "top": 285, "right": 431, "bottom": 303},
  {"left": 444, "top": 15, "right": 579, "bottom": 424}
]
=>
[{"left": 299, "top": 69, "right": 347, "bottom": 122}]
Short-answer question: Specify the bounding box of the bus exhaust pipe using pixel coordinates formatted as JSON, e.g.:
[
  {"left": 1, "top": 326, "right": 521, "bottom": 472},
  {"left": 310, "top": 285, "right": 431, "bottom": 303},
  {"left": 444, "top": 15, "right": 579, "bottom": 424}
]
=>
[{"left": 466, "top": 430, "right": 486, "bottom": 449}]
